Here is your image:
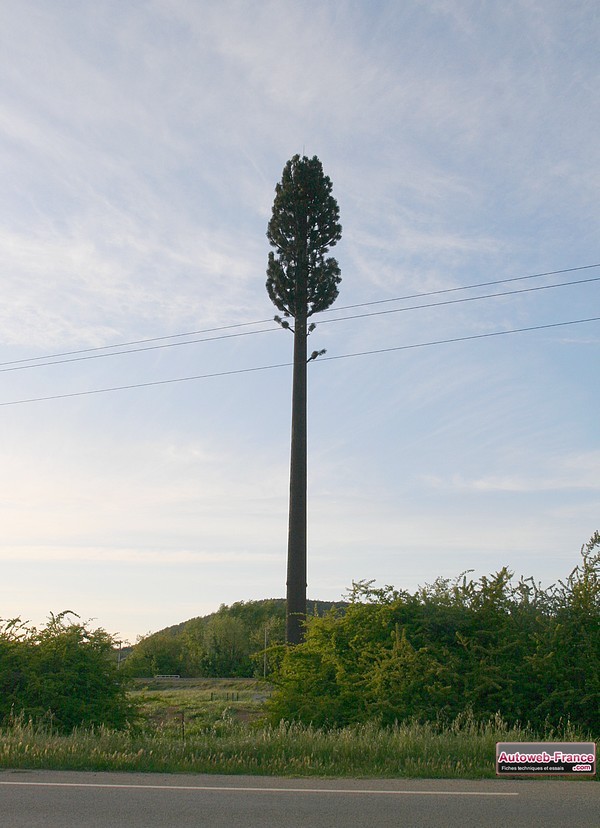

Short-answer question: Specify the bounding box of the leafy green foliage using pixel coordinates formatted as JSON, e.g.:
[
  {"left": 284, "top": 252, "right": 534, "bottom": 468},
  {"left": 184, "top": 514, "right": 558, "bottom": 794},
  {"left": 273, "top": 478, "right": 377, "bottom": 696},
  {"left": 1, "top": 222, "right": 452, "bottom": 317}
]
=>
[
  {"left": 123, "top": 599, "right": 345, "bottom": 678},
  {"left": 0, "top": 613, "right": 135, "bottom": 732},
  {"left": 268, "top": 535, "right": 600, "bottom": 733},
  {"left": 122, "top": 631, "right": 187, "bottom": 678},
  {"left": 525, "top": 531, "right": 600, "bottom": 729}
]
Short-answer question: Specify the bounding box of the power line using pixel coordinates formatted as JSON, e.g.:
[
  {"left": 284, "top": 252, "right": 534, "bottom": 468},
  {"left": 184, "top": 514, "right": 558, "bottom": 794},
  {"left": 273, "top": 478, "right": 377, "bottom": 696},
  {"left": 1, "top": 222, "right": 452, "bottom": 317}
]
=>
[
  {"left": 0, "top": 318, "right": 276, "bottom": 368},
  {"left": 319, "top": 275, "right": 600, "bottom": 326},
  {"left": 2, "top": 274, "right": 599, "bottom": 374},
  {"left": 0, "top": 327, "right": 278, "bottom": 374},
  {"left": 3, "top": 262, "right": 599, "bottom": 369},
  {"left": 2, "top": 316, "right": 597, "bottom": 408},
  {"left": 325, "top": 262, "right": 600, "bottom": 312},
  {"left": 320, "top": 316, "right": 600, "bottom": 363}
]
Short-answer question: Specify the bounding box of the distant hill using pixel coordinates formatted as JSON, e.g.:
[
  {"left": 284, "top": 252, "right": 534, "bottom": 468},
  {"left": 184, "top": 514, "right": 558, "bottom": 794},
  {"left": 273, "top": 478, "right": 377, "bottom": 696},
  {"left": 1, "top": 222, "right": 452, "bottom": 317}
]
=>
[
  {"left": 123, "top": 598, "right": 347, "bottom": 678},
  {"left": 154, "top": 598, "right": 347, "bottom": 637}
]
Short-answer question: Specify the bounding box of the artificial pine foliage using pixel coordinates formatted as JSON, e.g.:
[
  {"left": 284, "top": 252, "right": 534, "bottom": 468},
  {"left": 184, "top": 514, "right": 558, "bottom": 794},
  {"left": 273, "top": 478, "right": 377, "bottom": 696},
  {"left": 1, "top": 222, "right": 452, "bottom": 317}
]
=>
[{"left": 266, "top": 154, "right": 341, "bottom": 321}]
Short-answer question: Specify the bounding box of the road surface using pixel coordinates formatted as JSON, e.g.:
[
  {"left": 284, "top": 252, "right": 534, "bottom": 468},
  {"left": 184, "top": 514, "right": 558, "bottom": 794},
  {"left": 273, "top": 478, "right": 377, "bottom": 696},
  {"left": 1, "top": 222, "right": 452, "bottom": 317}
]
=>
[{"left": 0, "top": 770, "right": 597, "bottom": 827}]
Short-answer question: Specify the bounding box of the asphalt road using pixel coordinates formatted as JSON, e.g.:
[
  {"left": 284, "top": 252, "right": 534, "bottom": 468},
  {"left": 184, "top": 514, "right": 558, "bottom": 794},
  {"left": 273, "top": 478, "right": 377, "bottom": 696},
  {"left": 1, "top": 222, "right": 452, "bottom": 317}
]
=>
[{"left": 0, "top": 770, "right": 597, "bottom": 828}]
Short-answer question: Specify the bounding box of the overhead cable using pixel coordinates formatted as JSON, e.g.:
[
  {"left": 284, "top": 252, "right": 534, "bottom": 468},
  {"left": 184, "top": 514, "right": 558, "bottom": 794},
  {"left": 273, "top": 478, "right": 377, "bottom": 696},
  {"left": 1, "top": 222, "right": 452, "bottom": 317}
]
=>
[
  {"left": 2, "top": 262, "right": 598, "bottom": 369},
  {"left": 1, "top": 316, "right": 597, "bottom": 408},
  {"left": 2, "top": 275, "right": 599, "bottom": 374}
]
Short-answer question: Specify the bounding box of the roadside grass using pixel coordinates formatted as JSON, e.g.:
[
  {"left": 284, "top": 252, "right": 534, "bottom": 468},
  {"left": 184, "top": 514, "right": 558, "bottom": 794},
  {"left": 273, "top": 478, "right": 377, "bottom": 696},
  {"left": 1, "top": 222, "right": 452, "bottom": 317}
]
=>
[{"left": 0, "top": 681, "right": 594, "bottom": 779}]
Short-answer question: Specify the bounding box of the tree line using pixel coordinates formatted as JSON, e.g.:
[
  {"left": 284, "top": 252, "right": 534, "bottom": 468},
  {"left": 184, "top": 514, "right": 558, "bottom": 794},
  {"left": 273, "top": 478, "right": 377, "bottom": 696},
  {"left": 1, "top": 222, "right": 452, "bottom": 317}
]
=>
[
  {"left": 1, "top": 536, "right": 597, "bottom": 734},
  {"left": 123, "top": 599, "right": 344, "bottom": 679}
]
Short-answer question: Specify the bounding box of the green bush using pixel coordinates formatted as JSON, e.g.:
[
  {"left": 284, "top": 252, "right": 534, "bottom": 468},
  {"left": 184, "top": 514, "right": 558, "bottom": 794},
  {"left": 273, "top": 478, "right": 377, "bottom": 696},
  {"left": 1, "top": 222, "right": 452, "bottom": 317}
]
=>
[
  {"left": 268, "top": 534, "right": 600, "bottom": 733},
  {"left": 0, "top": 612, "right": 135, "bottom": 732}
]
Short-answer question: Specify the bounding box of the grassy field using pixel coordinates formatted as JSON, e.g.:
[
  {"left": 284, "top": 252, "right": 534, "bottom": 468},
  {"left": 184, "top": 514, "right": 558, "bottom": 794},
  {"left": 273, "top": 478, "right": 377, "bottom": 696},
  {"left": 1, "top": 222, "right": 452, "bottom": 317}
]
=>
[
  {"left": 131, "top": 677, "right": 271, "bottom": 732},
  {"left": 0, "top": 679, "right": 595, "bottom": 779}
]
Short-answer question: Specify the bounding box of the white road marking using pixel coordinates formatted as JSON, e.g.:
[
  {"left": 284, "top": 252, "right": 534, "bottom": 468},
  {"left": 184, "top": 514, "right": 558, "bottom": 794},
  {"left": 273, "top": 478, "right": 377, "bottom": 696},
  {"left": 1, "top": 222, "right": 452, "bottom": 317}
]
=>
[{"left": 0, "top": 780, "right": 518, "bottom": 796}]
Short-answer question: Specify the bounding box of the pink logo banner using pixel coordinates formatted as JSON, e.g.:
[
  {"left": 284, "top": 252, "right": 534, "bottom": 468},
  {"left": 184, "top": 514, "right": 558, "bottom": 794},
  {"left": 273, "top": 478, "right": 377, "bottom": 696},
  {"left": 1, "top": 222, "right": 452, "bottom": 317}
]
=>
[{"left": 496, "top": 742, "right": 596, "bottom": 775}]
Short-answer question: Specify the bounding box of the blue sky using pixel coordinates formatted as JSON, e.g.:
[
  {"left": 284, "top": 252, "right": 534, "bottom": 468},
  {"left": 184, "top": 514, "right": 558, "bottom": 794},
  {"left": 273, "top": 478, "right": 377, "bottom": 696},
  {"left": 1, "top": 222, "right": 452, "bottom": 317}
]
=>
[{"left": 1, "top": 0, "right": 598, "bottom": 643}]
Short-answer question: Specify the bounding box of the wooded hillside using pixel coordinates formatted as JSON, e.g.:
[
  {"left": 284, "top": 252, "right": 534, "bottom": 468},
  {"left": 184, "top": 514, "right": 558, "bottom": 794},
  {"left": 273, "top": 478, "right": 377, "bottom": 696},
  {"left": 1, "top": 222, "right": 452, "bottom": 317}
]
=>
[{"left": 123, "top": 599, "right": 347, "bottom": 678}]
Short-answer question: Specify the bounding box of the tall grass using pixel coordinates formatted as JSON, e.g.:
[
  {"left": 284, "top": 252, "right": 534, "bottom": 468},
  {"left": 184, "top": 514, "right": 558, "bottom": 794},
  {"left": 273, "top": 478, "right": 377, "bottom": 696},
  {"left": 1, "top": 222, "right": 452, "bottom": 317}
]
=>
[{"left": 0, "top": 712, "right": 590, "bottom": 778}]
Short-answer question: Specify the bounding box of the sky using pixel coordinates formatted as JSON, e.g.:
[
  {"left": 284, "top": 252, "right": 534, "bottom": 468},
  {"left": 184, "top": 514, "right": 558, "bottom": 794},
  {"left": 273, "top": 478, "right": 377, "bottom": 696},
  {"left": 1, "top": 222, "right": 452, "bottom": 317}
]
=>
[{"left": 1, "top": 0, "right": 598, "bottom": 644}]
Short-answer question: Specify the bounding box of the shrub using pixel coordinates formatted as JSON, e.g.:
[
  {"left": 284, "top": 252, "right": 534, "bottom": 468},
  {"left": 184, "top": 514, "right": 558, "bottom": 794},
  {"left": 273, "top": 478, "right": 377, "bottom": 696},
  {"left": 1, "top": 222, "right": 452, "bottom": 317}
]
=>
[
  {"left": 0, "top": 612, "right": 135, "bottom": 732},
  {"left": 268, "top": 535, "right": 600, "bottom": 733}
]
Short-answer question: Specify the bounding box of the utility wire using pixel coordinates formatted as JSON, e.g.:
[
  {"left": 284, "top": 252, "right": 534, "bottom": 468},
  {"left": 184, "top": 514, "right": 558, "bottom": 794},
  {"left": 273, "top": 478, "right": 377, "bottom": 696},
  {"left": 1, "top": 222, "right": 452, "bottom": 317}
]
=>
[
  {"left": 3, "top": 262, "right": 599, "bottom": 369},
  {"left": 0, "top": 327, "right": 278, "bottom": 374},
  {"left": 2, "top": 274, "right": 599, "bottom": 374},
  {"left": 318, "top": 275, "right": 600, "bottom": 327},
  {"left": 326, "top": 262, "right": 600, "bottom": 311},
  {"left": 1, "top": 316, "right": 597, "bottom": 408},
  {"left": 319, "top": 316, "right": 600, "bottom": 363},
  {"left": 0, "top": 318, "right": 275, "bottom": 368}
]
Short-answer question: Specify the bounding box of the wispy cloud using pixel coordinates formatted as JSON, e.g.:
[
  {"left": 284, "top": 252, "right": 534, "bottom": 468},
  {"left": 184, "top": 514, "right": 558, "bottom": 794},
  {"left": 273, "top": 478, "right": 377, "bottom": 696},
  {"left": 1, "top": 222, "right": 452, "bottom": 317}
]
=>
[{"left": 424, "top": 451, "right": 600, "bottom": 493}]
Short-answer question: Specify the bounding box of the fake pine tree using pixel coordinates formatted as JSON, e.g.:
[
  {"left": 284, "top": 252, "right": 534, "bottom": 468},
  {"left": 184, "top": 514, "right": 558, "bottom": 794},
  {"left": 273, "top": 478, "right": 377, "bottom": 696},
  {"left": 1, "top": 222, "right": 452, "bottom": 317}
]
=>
[{"left": 266, "top": 155, "right": 342, "bottom": 644}]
